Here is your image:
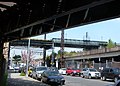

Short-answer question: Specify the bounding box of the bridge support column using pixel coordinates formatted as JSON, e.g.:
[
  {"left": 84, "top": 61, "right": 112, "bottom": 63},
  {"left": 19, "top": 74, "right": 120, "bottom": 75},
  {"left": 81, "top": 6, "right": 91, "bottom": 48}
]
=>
[
  {"left": 43, "top": 48, "right": 46, "bottom": 66},
  {"left": 106, "top": 60, "right": 108, "bottom": 68},
  {"left": 112, "top": 58, "right": 114, "bottom": 62},
  {"left": 43, "top": 34, "right": 46, "bottom": 66},
  {"left": 99, "top": 58, "right": 101, "bottom": 63},
  {"left": 92, "top": 60, "right": 95, "bottom": 68},
  {"left": 72, "top": 60, "right": 74, "bottom": 68},
  {"left": 99, "top": 58, "right": 102, "bottom": 71}
]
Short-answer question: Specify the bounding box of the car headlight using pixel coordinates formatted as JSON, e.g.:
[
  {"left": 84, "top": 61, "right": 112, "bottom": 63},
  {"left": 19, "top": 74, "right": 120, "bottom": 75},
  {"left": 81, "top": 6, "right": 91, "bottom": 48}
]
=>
[
  {"left": 73, "top": 71, "right": 76, "bottom": 73},
  {"left": 38, "top": 73, "right": 41, "bottom": 76},
  {"left": 61, "top": 78, "right": 65, "bottom": 80},
  {"left": 119, "top": 74, "right": 120, "bottom": 77}
]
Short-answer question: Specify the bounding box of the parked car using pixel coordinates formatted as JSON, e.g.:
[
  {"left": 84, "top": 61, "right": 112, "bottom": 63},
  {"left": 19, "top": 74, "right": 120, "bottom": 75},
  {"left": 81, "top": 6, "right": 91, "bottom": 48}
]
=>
[
  {"left": 31, "top": 66, "right": 47, "bottom": 80},
  {"left": 14, "top": 66, "right": 20, "bottom": 73},
  {"left": 81, "top": 68, "right": 88, "bottom": 78},
  {"left": 101, "top": 67, "right": 120, "bottom": 82},
  {"left": 83, "top": 68, "right": 101, "bottom": 79},
  {"left": 66, "top": 67, "right": 81, "bottom": 76},
  {"left": 59, "top": 68, "right": 67, "bottom": 75},
  {"left": 28, "top": 67, "right": 33, "bottom": 77},
  {"left": 47, "top": 67, "right": 59, "bottom": 72},
  {"left": 8, "top": 66, "right": 14, "bottom": 73},
  {"left": 41, "top": 70, "right": 65, "bottom": 85}
]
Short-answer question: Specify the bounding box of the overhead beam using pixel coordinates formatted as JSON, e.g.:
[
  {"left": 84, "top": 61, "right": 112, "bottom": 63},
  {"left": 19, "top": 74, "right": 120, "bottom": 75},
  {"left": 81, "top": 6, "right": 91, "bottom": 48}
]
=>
[{"left": 4, "top": 0, "right": 114, "bottom": 35}]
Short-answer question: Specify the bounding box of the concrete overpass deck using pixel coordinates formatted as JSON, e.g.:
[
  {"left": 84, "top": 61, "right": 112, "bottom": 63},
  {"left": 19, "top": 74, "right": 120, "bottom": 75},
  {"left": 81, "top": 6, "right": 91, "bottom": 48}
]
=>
[{"left": 65, "top": 46, "right": 120, "bottom": 60}]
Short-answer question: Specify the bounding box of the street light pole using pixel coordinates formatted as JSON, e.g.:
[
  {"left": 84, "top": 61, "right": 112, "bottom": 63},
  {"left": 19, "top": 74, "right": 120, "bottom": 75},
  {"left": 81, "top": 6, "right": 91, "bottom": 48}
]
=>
[
  {"left": 26, "top": 38, "right": 30, "bottom": 77},
  {"left": 43, "top": 34, "right": 46, "bottom": 66},
  {"left": 51, "top": 40, "right": 54, "bottom": 67}
]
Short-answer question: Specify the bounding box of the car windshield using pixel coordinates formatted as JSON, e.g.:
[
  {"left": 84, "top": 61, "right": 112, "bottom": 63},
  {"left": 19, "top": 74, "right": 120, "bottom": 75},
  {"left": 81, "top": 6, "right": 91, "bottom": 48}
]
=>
[
  {"left": 37, "top": 67, "right": 47, "bottom": 71},
  {"left": 47, "top": 71, "right": 60, "bottom": 76},
  {"left": 48, "top": 67, "right": 58, "bottom": 71},
  {"left": 114, "top": 68, "right": 120, "bottom": 73},
  {"left": 61, "top": 68, "right": 66, "bottom": 70},
  {"left": 71, "top": 68, "right": 79, "bottom": 70},
  {"left": 89, "top": 68, "right": 97, "bottom": 72}
]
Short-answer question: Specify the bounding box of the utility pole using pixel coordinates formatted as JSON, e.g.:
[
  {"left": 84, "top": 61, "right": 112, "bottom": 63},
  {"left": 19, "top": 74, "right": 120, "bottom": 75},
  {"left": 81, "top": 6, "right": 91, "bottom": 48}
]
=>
[
  {"left": 26, "top": 39, "right": 30, "bottom": 77},
  {"left": 51, "top": 40, "right": 54, "bottom": 67},
  {"left": 60, "top": 14, "right": 71, "bottom": 68},
  {"left": 61, "top": 29, "right": 64, "bottom": 68},
  {"left": 43, "top": 34, "right": 46, "bottom": 66}
]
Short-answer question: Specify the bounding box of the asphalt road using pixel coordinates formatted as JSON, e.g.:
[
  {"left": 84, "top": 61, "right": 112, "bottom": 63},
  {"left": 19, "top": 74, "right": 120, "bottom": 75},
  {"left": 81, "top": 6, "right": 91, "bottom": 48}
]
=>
[
  {"left": 64, "top": 75, "right": 114, "bottom": 86},
  {"left": 8, "top": 73, "right": 115, "bottom": 86}
]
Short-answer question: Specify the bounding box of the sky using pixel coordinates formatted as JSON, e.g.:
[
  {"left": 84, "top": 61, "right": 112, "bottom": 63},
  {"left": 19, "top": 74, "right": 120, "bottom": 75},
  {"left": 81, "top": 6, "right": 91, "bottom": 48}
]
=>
[{"left": 10, "top": 18, "right": 120, "bottom": 59}]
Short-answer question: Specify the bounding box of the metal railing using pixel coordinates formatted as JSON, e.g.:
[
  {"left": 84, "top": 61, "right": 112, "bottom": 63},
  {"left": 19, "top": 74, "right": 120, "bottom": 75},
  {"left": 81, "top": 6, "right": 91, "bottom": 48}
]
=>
[{"left": 52, "top": 38, "right": 107, "bottom": 46}]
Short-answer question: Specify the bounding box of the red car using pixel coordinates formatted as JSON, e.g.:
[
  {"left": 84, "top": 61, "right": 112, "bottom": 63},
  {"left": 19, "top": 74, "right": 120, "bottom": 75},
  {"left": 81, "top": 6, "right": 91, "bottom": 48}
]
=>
[{"left": 66, "top": 67, "right": 81, "bottom": 76}]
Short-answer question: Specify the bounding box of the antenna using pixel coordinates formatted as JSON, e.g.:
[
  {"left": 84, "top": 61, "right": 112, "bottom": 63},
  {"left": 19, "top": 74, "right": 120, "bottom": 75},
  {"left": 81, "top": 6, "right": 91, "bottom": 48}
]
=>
[{"left": 86, "top": 32, "right": 88, "bottom": 40}]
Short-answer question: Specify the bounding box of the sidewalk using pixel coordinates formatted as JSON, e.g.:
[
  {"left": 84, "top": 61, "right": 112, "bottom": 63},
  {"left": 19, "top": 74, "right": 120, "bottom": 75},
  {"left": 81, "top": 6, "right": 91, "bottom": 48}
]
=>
[{"left": 7, "top": 73, "right": 49, "bottom": 86}]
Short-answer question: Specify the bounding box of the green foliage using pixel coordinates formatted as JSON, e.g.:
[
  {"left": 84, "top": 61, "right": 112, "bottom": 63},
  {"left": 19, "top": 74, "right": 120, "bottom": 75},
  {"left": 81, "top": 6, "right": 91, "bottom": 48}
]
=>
[
  {"left": 46, "top": 52, "right": 57, "bottom": 67},
  {"left": 13, "top": 55, "right": 21, "bottom": 64},
  {"left": 13, "top": 55, "right": 21, "bottom": 61},
  {"left": 57, "top": 50, "right": 79, "bottom": 57},
  {"left": 20, "top": 72, "right": 26, "bottom": 76},
  {"left": 107, "top": 39, "right": 116, "bottom": 48},
  {"left": 58, "top": 50, "right": 61, "bottom": 55},
  {"left": 46, "top": 55, "right": 50, "bottom": 60}
]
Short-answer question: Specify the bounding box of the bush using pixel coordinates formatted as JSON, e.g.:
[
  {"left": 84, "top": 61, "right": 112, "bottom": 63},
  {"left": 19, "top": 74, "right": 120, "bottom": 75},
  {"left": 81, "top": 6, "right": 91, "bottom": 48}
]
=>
[{"left": 20, "top": 72, "right": 26, "bottom": 76}]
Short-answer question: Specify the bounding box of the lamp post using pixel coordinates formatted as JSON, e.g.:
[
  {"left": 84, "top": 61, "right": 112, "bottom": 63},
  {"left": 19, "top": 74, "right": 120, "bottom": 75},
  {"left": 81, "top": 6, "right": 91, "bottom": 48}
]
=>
[
  {"left": 26, "top": 38, "right": 30, "bottom": 77},
  {"left": 43, "top": 34, "right": 46, "bottom": 66}
]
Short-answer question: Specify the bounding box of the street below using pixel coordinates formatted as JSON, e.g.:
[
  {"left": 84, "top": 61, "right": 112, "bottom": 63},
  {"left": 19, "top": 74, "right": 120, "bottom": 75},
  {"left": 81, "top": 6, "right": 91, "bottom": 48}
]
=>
[
  {"left": 64, "top": 75, "right": 114, "bottom": 86},
  {"left": 8, "top": 73, "right": 115, "bottom": 86}
]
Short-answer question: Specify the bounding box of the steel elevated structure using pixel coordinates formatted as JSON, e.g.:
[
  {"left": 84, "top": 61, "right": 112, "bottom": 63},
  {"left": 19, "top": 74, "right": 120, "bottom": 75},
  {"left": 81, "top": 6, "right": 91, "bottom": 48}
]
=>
[
  {"left": 10, "top": 38, "right": 107, "bottom": 50},
  {"left": 1, "top": 0, "right": 120, "bottom": 84}
]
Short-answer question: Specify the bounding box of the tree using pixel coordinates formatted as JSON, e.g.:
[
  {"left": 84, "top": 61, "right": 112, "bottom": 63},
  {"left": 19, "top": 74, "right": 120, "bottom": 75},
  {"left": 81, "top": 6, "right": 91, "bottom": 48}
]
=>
[
  {"left": 107, "top": 39, "right": 116, "bottom": 48},
  {"left": 21, "top": 50, "right": 35, "bottom": 65},
  {"left": 46, "top": 55, "right": 51, "bottom": 67},
  {"left": 46, "top": 52, "right": 57, "bottom": 67},
  {"left": 12, "top": 55, "right": 21, "bottom": 65}
]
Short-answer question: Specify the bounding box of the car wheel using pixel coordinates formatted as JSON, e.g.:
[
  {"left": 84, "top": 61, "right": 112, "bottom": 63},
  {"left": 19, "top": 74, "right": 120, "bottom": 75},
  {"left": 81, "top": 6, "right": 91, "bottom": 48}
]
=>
[
  {"left": 59, "top": 81, "right": 63, "bottom": 86},
  {"left": 36, "top": 75, "right": 38, "bottom": 80},
  {"left": 102, "top": 76, "right": 106, "bottom": 81},
  {"left": 41, "top": 78, "right": 44, "bottom": 82},
  {"left": 71, "top": 73, "right": 74, "bottom": 76},
  {"left": 62, "top": 82, "right": 65, "bottom": 85},
  {"left": 81, "top": 73, "right": 84, "bottom": 78},
  {"left": 101, "top": 77, "right": 103, "bottom": 80},
  {"left": 81, "top": 75, "right": 84, "bottom": 78},
  {"left": 79, "top": 74, "right": 81, "bottom": 77},
  {"left": 32, "top": 75, "right": 34, "bottom": 78},
  {"left": 66, "top": 73, "right": 68, "bottom": 76},
  {"left": 114, "top": 77, "right": 118, "bottom": 83},
  {"left": 88, "top": 75, "right": 92, "bottom": 79}
]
